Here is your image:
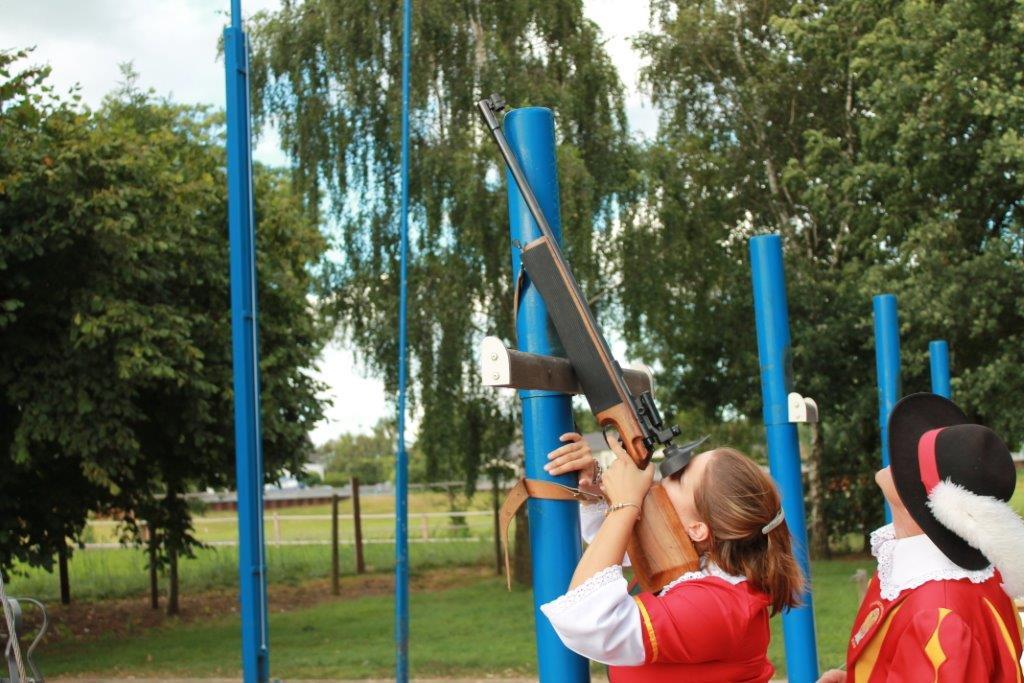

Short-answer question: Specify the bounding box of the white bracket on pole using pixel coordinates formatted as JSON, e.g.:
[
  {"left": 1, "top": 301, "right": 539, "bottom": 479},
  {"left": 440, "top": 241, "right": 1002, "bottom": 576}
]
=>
[
  {"left": 480, "top": 336, "right": 512, "bottom": 386},
  {"left": 479, "top": 336, "right": 653, "bottom": 396},
  {"left": 788, "top": 392, "right": 819, "bottom": 424}
]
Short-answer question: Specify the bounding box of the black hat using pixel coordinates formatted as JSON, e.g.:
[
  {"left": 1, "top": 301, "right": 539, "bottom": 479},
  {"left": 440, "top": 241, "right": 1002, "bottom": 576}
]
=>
[{"left": 888, "top": 393, "right": 1020, "bottom": 587}]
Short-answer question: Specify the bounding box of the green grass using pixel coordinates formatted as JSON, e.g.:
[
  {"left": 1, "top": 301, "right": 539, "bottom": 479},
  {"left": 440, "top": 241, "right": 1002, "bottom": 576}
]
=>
[
  {"left": 12, "top": 489, "right": 502, "bottom": 602},
  {"left": 8, "top": 540, "right": 495, "bottom": 602},
  {"left": 38, "top": 559, "right": 872, "bottom": 679},
  {"left": 40, "top": 573, "right": 536, "bottom": 679},
  {"left": 24, "top": 475, "right": 1024, "bottom": 678},
  {"left": 1011, "top": 470, "right": 1024, "bottom": 515}
]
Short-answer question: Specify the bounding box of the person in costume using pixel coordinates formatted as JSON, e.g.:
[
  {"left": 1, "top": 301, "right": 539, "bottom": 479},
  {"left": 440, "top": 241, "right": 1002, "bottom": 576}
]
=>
[
  {"left": 817, "top": 393, "right": 1024, "bottom": 683},
  {"left": 540, "top": 433, "right": 804, "bottom": 682}
]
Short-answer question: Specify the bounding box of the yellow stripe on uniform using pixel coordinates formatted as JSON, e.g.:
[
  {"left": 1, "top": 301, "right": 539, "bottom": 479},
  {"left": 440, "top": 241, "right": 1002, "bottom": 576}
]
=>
[
  {"left": 984, "top": 598, "right": 1022, "bottom": 683},
  {"left": 923, "top": 608, "right": 952, "bottom": 682},
  {"left": 854, "top": 605, "right": 904, "bottom": 683},
  {"left": 633, "top": 596, "right": 659, "bottom": 663}
]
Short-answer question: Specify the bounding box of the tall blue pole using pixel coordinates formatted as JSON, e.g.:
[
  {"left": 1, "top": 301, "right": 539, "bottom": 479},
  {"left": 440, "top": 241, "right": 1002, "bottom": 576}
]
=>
[
  {"left": 872, "top": 294, "right": 901, "bottom": 523},
  {"left": 224, "top": 1, "right": 269, "bottom": 681},
  {"left": 395, "top": 0, "right": 412, "bottom": 681},
  {"left": 929, "top": 340, "right": 951, "bottom": 399},
  {"left": 749, "top": 234, "right": 819, "bottom": 683},
  {"left": 505, "top": 107, "right": 589, "bottom": 683}
]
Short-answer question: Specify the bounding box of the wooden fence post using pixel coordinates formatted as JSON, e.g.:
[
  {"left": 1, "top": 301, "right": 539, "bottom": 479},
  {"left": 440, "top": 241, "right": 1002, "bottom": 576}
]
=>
[
  {"left": 331, "top": 493, "right": 340, "bottom": 596},
  {"left": 58, "top": 540, "right": 70, "bottom": 605},
  {"left": 147, "top": 523, "right": 158, "bottom": 610},
  {"left": 352, "top": 477, "right": 365, "bottom": 574},
  {"left": 491, "top": 470, "right": 502, "bottom": 575}
]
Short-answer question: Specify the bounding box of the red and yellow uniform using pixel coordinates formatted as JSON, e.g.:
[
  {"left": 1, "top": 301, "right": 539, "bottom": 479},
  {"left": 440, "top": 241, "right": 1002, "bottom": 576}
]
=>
[
  {"left": 618, "top": 573, "right": 774, "bottom": 682},
  {"left": 541, "top": 562, "right": 776, "bottom": 683},
  {"left": 844, "top": 526, "right": 1023, "bottom": 682}
]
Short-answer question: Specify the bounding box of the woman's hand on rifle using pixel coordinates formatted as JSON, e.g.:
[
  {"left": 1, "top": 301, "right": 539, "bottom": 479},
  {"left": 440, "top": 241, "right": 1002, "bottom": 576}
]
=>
[
  {"left": 546, "top": 432, "right": 602, "bottom": 496},
  {"left": 567, "top": 451, "right": 653, "bottom": 590},
  {"left": 601, "top": 451, "right": 655, "bottom": 511}
]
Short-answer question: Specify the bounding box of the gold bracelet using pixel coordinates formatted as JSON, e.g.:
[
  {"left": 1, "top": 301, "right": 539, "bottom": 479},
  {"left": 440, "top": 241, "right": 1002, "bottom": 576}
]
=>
[{"left": 605, "top": 502, "right": 641, "bottom": 520}]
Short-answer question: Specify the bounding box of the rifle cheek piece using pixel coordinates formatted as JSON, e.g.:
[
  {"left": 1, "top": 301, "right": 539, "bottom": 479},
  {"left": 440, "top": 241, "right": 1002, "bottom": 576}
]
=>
[{"left": 658, "top": 435, "right": 711, "bottom": 480}]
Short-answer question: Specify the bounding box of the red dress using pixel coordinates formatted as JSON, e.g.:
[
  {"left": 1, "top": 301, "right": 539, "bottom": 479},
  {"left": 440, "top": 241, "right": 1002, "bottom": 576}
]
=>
[
  {"left": 845, "top": 571, "right": 1023, "bottom": 682},
  {"left": 613, "top": 574, "right": 775, "bottom": 683}
]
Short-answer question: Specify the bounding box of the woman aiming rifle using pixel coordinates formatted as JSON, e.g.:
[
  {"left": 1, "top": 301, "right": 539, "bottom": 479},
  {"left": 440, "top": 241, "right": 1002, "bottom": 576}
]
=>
[{"left": 540, "top": 432, "right": 803, "bottom": 682}]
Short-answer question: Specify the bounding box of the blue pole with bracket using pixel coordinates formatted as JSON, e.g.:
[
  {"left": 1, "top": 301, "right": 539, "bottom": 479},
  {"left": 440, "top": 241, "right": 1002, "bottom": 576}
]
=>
[
  {"left": 749, "top": 234, "right": 819, "bottom": 683},
  {"left": 929, "top": 340, "right": 951, "bottom": 399},
  {"left": 395, "top": 0, "right": 412, "bottom": 680},
  {"left": 872, "top": 294, "right": 901, "bottom": 523},
  {"left": 504, "top": 107, "right": 589, "bottom": 683},
  {"left": 224, "top": 1, "right": 269, "bottom": 680}
]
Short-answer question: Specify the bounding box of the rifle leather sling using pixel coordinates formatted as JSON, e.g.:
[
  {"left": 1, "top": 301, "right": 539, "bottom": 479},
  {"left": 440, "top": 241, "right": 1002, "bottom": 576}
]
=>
[
  {"left": 521, "top": 237, "right": 622, "bottom": 413},
  {"left": 498, "top": 478, "right": 602, "bottom": 590}
]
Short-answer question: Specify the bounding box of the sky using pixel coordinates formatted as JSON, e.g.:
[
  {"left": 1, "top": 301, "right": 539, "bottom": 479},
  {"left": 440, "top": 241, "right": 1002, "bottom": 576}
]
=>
[{"left": 3, "top": 0, "right": 658, "bottom": 445}]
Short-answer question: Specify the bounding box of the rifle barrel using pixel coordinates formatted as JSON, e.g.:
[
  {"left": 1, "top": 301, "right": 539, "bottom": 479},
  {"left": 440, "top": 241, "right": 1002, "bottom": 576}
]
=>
[{"left": 478, "top": 98, "right": 560, "bottom": 246}]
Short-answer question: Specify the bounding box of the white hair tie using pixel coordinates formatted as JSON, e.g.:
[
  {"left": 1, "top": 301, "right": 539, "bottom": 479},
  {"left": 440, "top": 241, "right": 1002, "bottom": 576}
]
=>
[{"left": 762, "top": 508, "right": 785, "bottom": 535}]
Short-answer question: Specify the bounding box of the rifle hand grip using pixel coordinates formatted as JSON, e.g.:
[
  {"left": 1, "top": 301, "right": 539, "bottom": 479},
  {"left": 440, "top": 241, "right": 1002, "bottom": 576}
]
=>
[{"left": 596, "top": 403, "right": 650, "bottom": 468}]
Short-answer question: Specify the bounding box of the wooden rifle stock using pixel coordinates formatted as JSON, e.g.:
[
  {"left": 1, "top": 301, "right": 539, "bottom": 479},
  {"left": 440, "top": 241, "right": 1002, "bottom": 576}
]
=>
[{"left": 481, "top": 96, "right": 701, "bottom": 592}]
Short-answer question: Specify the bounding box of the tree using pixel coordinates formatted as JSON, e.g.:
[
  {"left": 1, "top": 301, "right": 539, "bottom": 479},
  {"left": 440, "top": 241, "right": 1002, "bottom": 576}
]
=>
[
  {"left": 0, "top": 50, "right": 112, "bottom": 577},
  {"left": 248, "top": 0, "right": 633, "bottom": 496},
  {"left": 624, "top": 0, "right": 1024, "bottom": 547},
  {"left": 0, "top": 53, "right": 329, "bottom": 607},
  {"left": 318, "top": 419, "right": 396, "bottom": 485}
]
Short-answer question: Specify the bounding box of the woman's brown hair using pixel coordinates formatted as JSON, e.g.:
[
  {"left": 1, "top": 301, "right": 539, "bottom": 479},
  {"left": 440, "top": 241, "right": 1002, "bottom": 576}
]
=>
[{"left": 693, "top": 447, "right": 805, "bottom": 615}]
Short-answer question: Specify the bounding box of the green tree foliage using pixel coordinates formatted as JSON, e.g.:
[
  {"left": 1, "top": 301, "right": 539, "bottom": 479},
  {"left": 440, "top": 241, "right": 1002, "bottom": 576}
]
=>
[
  {"left": 0, "top": 52, "right": 328, "bottom": 583},
  {"left": 0, "top": 51, "right": 111, "bottom": 573},
  {"left": 248, "top": 0, "right": 633, "bottom": 491},
  {"left": 318, "top": 419, "right": 396, "bottom": 485},
  {"left": 626, "top": 0, "right": 1024, "bottom": 543}
]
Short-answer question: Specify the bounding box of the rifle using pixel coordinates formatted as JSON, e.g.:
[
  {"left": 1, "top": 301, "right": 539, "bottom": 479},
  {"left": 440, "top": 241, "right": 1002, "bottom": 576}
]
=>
[{"left": 480, "top": 94, "right": 703, "bottom": 592}]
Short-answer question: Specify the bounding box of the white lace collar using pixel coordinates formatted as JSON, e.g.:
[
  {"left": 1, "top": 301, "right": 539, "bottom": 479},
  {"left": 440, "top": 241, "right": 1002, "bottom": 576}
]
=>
[
  {"left": 870, "top": 524, "right": 994, "bottom": 601},
  {"left": 658, "top": 557, "right": 746, "bottom": 596}
]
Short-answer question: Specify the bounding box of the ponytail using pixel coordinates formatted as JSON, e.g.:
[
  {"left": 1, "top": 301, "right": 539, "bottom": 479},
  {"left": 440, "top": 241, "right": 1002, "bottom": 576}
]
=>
[{"left": 694, "top": 448, "right": 805, "bottom": 615}]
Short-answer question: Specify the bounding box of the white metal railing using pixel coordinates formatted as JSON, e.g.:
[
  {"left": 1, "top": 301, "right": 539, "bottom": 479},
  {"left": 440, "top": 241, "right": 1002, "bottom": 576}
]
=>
[
  {"left": 83, "top": 509, "right": 496, "bottom": 548},
  {"left": 82, "top": 536, "right": 490, "bottom": 549},
  {"left": 86, "top": 510, "right": 493, "bottom": 525}
]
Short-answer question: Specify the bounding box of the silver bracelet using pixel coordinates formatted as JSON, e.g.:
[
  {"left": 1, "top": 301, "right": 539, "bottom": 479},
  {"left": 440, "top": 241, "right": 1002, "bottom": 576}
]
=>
[{"left": 605, "top": 502, "right": 641, "bottom": 519}]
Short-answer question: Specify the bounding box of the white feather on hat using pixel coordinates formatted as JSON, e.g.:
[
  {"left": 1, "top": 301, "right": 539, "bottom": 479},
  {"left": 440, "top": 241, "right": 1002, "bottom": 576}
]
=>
[{"left": 928, "top": 480, "right": 1024, "bottom": 599}]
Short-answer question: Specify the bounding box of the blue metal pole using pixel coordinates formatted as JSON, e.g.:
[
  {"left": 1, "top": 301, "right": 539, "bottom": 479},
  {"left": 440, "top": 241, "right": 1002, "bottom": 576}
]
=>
[
  {"left": 505, "top": 107, "right": 589, "bottom": 683},
  {"left": 929, "top": 340, "right": 951, "bottom": 399},
  {"left": 749, "top": 234, "right": 819, "bottom": 683},
  {"left": 395, "top": 0, "right": 412, "bottom": 681},
  {"left": 872, "top": 294, "right": 901, "bottom": 523},
  {"left": 224, "top": 2, "right": 269, "bottom": 681}
]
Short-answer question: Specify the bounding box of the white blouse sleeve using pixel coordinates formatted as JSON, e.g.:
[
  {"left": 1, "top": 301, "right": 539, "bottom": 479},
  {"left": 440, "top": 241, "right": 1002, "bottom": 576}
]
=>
[
  {"left": 539, "top": 565, "right": 645, "bottom": 666},
  {"left": 579, "top": 501, "right": 607, "bottom": 543},
  {"left": 579, "top": 502, "right": 631, "bottom": 567}
]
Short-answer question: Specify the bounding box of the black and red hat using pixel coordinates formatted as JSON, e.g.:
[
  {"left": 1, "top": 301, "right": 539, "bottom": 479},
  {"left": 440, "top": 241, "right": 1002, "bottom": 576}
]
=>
[{"left": 888, "top": 393, "right": 1024, "bottom": 596}]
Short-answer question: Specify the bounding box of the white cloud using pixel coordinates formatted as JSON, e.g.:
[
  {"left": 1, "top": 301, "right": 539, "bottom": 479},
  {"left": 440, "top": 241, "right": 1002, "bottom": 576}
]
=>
[
  {"left": 308, "top": 341, "right": 389, "bottom": 446},
  {"left": 5, "top": 0, "right": 656, "bottom": 444}
]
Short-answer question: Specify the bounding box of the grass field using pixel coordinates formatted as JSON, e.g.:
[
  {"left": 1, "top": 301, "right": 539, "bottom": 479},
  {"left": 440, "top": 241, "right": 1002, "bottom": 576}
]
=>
[
  {"left": 38, "top": 558, "right": 874, "bottom": 679},
  {"left": 8, "top": 490, "right": 500, "bottom": 602},
  {"left": 20, "top": 474, "right": 1024, "bottom": 678},
  {"left": 1012, "top": 470, "right": 1024, "bottom": 514},
  {"left": 8, "top": 540, "right": 496, "bottom": 603}
]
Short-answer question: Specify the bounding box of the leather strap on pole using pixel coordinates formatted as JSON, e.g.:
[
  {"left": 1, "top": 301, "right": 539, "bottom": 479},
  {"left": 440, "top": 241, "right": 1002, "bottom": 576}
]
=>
[
  {"left": 499, "top": 478, "right": 602, "bottom": 590},
  {"left": 512, "top": 269, "right": 526, "bottom": 345}
]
